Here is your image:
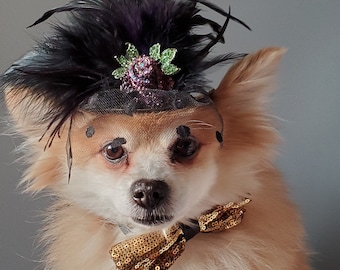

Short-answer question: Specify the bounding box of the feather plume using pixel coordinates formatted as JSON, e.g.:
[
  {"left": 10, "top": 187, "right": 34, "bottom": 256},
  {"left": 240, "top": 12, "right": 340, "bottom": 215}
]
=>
[{"left": 1, "top": 0, "right": 249, "bottom": 145}]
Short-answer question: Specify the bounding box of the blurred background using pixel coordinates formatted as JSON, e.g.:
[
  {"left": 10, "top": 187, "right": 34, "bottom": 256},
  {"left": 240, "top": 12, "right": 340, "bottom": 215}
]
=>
[{"left": 0, "top": 0, "right": 339, "bottom": 269}]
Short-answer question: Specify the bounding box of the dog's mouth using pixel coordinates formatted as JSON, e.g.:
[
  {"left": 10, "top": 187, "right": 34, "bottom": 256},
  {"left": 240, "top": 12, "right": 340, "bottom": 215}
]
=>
[{"left": 133, "top": 215, "right": 173, "bottom": 226}]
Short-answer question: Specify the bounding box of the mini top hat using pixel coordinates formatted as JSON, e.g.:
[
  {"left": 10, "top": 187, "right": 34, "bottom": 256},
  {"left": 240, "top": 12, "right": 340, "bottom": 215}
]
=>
[{"left": 1, "top": 0, "right": 249, "bottom": 143}]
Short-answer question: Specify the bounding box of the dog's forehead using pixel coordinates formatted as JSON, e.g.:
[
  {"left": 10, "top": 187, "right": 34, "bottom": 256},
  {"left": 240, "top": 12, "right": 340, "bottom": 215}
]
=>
[
  {"left": 91, "top": 110, "right": 195, "bottom": 136},
  {"left": 79, "top": 106, "right": 221, "bottom": 143}
]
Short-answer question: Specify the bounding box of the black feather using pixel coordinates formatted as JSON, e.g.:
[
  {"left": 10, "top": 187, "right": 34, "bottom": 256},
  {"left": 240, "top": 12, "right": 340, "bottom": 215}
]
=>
[{"left": 1, "top": 0, "right": 250, "bottom": 146}]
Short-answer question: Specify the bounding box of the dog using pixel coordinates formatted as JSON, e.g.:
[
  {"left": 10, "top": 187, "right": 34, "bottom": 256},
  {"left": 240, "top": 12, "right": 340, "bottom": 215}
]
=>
[{"left": 2, "top": 0, "right": 310, "bottom": 269}]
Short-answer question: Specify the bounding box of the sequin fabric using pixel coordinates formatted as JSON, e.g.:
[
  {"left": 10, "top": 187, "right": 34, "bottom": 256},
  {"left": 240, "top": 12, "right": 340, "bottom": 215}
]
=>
[
  {"left": 110, "top": 224, "right": 186, "bottom": 270},
  {"left": 110, "top": 198, "right": 250, "bottom": 270},
  {"left": 198, "top": 198, "right": 251, "bottom": 232}
]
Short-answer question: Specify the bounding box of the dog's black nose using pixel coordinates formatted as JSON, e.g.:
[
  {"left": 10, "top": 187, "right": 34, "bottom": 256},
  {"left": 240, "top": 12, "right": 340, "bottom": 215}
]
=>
[{"left": 131, "top": 179, "right": 169, "bottom": 209}]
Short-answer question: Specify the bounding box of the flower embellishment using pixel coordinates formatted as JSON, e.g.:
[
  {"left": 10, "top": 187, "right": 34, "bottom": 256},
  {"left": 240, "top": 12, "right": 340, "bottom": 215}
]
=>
[{"left": 112, "top": 43, "right": 180, "bottom": 91}]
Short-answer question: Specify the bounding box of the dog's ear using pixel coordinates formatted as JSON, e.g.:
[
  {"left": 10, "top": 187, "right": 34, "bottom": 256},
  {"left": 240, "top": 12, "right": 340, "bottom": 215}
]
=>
[
  {"left": 2, "top": 51, "right": 74, "bottom": 142},
  {"left": 211, "top": 47, "right": 286, "bottom": 114},
  {"left": 4, "top": 85, "right": 49, "bottom": 139},
  {"left": 2, "top": 52, "right": 52, "bottom": 139},
  {"left": 210, "top": 47, "right": 286, "bottom": 157}
]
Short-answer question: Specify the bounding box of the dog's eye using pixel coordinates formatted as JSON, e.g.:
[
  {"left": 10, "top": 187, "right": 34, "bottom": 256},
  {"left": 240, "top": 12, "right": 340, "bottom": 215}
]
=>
[
  {"left": 102, "top": 144, "right": 126, "bottom": 163},
  {"left": 170, "top": 137, "right": 199, "bottom": 162}
]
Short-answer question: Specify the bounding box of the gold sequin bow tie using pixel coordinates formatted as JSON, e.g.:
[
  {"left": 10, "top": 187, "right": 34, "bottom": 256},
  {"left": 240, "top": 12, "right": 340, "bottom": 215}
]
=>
[{"left": 110, "top": 198, "right": 250, "bottom": 270}]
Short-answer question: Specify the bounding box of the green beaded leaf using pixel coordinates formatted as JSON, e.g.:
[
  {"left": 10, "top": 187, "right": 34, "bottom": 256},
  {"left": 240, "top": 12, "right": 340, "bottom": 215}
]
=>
[
  {"left": 125, "top": 43, "right": 139, "bottom": 60},
  {"left": 112, "top": 67, "right": 126, "bottom": 79},
  {"left": 160, "top": 48, "right": 177, "bottom": 65},
  {"left": 149, "top": 43, "right": 161, "bottom": 61},
  {"left": 161, "top": 63, "right": 180, "bottom": 76},
  {"left": 112, "top": 43, "right": 181, "bottom": 80},
  {"left": 115, "top": 55, "right": 130, "bottom": 68}
]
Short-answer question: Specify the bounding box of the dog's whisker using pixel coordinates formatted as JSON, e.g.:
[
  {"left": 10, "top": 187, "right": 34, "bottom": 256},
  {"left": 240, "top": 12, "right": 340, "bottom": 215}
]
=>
[
  {"left": 186, "top": 121, "right": 215, "bottom": 130},
  {"left": 189, "top": 123, "right": 214, "bottom": 128},
  {"left": 186, "top": 119, "right": 213, "bottom": 125},
  {"left": 189, "top": 127, "right": 214, "bottom": 130}
]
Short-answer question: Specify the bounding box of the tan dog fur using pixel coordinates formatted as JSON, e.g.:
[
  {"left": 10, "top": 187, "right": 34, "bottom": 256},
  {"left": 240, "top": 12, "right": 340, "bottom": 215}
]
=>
[{"left": 6, "top": 48, "right": 310, "bottom": 269}]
